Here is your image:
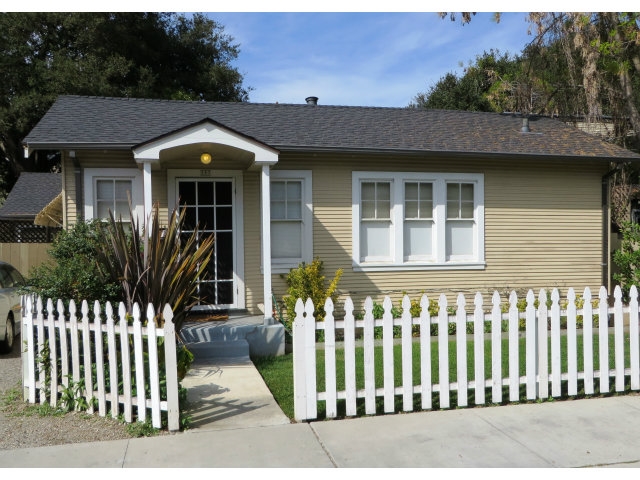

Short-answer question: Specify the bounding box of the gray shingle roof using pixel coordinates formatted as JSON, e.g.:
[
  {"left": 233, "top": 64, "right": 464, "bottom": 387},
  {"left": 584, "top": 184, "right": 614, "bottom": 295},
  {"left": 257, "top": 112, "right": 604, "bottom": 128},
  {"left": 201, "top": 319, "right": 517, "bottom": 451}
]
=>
[
  {"left": 23, "top": 95, "right": 640, "bottom": 160},
  {"left": 0, "top": 173, "right": 62, "bottom": 220}
]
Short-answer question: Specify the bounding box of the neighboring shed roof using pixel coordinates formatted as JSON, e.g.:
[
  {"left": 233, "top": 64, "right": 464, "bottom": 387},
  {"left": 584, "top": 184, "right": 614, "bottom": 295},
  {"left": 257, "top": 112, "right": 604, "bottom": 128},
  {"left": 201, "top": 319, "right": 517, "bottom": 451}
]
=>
[
  {"left": 23, "top": 95, "right": 640, "bottom": 160},
  {"left": 0, "top": 172, "right": 62, "bottom": 221}
]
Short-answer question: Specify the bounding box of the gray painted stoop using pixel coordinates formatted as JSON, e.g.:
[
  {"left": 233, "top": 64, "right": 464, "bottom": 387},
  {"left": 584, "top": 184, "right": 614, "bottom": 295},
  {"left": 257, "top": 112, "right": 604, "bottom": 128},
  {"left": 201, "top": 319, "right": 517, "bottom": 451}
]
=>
[{"left": 180, "top": 312, "right": 285, "bottom": 360}]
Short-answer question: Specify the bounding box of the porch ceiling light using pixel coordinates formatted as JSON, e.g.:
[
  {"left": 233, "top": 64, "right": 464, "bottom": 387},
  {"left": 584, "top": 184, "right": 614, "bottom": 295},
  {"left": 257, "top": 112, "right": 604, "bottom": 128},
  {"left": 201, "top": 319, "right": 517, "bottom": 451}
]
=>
[{"left": 200, "top": 152, "right": 212, "bottom": 165}]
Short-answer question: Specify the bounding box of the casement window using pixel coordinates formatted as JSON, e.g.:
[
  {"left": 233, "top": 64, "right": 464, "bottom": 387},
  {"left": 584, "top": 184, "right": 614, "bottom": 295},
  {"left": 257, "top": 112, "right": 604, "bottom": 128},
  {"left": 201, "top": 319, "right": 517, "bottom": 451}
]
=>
[
  {"left": 84, "top": 168, "right": 144, "bottom": 222},
  {"left": 270, "top": 170, "right": 312, "bottom": 272},
  {"left": 352, "top": 172, "right": 484, "bottom": 270}
]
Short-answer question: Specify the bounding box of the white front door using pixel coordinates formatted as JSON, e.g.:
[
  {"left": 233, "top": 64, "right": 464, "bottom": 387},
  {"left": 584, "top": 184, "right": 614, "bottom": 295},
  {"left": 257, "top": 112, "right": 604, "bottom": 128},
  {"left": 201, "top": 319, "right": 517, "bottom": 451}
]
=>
[{"left": 175, "top": 175, "right": 243, "bottom": 309}]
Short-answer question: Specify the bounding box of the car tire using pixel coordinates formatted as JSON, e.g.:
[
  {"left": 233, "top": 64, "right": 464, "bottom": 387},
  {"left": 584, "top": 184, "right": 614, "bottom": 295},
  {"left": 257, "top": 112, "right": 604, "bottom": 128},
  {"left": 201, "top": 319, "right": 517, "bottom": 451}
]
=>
[{"left": 0, "top": 316, "right": 14, "bottom": 354}]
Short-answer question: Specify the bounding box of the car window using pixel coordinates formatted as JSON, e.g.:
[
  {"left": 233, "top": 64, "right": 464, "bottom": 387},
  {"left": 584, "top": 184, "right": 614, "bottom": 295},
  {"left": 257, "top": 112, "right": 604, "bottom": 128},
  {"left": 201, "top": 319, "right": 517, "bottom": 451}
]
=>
[
  {"left": 8, "top": 266, "right": 24, "bottom": 287},
  {"left": 0, "top": 266, "right": 11, "bottom": 288}
]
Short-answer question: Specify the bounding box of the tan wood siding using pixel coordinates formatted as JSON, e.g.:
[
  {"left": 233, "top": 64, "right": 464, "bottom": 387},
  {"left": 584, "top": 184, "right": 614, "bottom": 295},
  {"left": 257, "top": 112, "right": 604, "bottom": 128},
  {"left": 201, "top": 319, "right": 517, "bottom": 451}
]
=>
[{"left": 270, "top": 153, "right": 607, "bottom": 314}]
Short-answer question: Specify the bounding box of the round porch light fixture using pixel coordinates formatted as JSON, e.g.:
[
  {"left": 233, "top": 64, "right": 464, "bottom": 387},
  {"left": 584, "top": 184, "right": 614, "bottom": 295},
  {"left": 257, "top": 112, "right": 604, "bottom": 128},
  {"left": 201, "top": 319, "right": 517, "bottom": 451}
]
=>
[{"left": 200, "top": 153, "right": 212, "bottom": 165}]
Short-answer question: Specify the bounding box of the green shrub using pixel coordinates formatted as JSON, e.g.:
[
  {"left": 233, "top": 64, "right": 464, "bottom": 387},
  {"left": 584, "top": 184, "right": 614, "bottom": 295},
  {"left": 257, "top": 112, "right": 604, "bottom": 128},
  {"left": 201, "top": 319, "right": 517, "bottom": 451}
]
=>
[
  {"left": 613, "top": 221, "right": 640, "bottom": 299},
  {"left": 23, "top": 220, "right": 122, "bottom": 304},
  {"left": 282, "top": 258, "right": 343, "bottom": 330}
]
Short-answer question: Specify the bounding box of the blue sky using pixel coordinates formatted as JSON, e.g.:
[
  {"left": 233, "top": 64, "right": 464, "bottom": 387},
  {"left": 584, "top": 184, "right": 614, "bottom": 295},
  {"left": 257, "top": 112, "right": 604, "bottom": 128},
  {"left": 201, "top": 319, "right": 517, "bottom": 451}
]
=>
[{"left": 208, "top": 12, "right": 537, "bottom": 107}]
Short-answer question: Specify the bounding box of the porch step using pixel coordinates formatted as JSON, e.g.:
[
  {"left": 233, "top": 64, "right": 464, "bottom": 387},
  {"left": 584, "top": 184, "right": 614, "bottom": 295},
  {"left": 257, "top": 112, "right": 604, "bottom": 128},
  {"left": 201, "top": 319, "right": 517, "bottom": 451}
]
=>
[{"left": 186, "top": 339, "right": 250, "bottom": 360}]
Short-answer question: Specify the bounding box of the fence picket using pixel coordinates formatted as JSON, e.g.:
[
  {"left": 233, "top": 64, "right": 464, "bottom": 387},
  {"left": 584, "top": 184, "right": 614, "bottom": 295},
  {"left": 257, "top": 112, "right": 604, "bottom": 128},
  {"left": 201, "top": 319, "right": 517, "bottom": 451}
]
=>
[
  {"left": 566, "top": 289, "right": 578, "bottom": 396},
  {"left": 613, "top": 286, "right": 625, "bottom": 392},
  {"left": 438, "top": 294, "right": 450, "bottom": 409},
  {"left": 303, "top": 298, "right": 317, "bottom": 420},
  {"left": 598, "top": 286, "right": 609, "bottom": 394},
  {"left": 106, "top": 303, "right": 119, "bottom": 419},
  {"left": 79, "top": 300, "right": 93, "bottom": 414},
  {"left": 630, "top": 286, "right": 640, "bottom": 391},
  {"left": 537, "top": 290, "right": 549, "bottom": 399},
  {"left": 474, "top": 293, "right": 485, "bottom": 405},
  {"left": 401, "top": 296, "right": 413, "bottom": 412},
  {"left": 491, "top": 291, "right": 502, "bottom": 403},
  {"left": 363, "top": 296, "right": 376, "bottom": 415},
  {"left": 162, "top": 304, "right": 180, "bottom": 432},
  {"left": 69, "top": 300, "right": 80, "bottom": 386},
  {"left": 550, "top": 289, "right": 561, "bottom": 398},
  {"left": 24, "top": 297, "right": 36, "bottom": 403},
  {"left": 132, "top": 303, "right": 145, "bottom": 422},
  {"left": 46, "top": 299, "right": 57, "bottom": 407},
  {"left": 58, "top": 301, "right": 69, "bottom": 390},
  {"left": 344, "top": 297, "right": 356, "bottom": 417},
  {"left": 582, "top": 288, "right": 595, "bottom": 395},
  {"left": 93, "top": 301, "right": 106, "bottom": 417},
  {"left": 146, "top": 304, "right": 161, "bottom": 428},
  {"left": 36, "top": 297, "right": 45, "bottom": 404},
  {"left": 525, "top": 290, "right": 537, "bottom": 400},
  {"left": 324, "top": 298, "right": 337, "bottom": 418},
  {"left": 420, "top": 294, "right": 432, "bottom": 410},
  {"left": 383, "top": 296, "right": 394, "bottom": 413},
  {"left": 293, "top": 298, "right": 306, "bottom": 420},
  {"left": 118, "top": 303, "right": 132, "bottom": 423},
  {"left": 456, "top": 294, "right": 468, "bottom": 407},
  {"left": 508, "top": 291, "right": 519, "bottom": 402}
]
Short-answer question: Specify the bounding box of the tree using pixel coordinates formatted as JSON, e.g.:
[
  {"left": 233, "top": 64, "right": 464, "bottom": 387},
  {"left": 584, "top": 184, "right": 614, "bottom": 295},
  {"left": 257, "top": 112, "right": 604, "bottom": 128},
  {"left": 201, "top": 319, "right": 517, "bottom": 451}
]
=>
[
  {"left": 410, "top": 50, "right": 520, "bottom": 112},
  {"left": 438, "top": 12, "right": 640, "bottom": 152},
  {"left": 0, "top": 12, "right": 250, "bottom": 198}
]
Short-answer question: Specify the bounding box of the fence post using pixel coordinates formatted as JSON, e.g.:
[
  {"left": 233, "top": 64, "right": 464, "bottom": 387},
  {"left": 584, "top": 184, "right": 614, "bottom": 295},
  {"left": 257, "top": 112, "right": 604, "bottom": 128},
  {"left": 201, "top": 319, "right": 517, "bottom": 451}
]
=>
[
  {"left": 323, "top": 298, "right": 337, "bottom": 419},
  {"left": 630, "top": 286, "right": 640, "bottom": 391},
  {"left": 598, "top": 286, "right": 609, "bottom": 394},
  {"left": 23, "top": 295, "right": 35, "bottom": 403},
  {"left": 363, "top": 296, "right": 376, "bottom": 414},
  {"left": 162, "top": 304, "right": 180, "bottom": 432},
  {"left": 456, "top": 294, "right": 467, "bottom": 407},
  {"left": 293, "top": 298, "right": 307, "bottom": 421},
  {"left": 419, "top": 294, "right": 432, "bottom": 410},
  {"left": 550, "top": 289, "right": 561, "bottom": 398},
  {"left": 438, "top": 294, "right": 449, "bottom": 409},
  {"left": 382, "top": 296, "right": 394, "bottom": 413}
]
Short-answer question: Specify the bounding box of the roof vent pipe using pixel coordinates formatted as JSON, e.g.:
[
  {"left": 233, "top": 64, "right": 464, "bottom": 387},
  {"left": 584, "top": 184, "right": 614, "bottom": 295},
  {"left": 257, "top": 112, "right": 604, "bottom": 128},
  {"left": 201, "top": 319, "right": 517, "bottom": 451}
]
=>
[
  {"left": 521, "top": 116, "right": 530, "bottom": 133},
  {"left": 305, "top": 96, "right": 318, "bottom": 105}
]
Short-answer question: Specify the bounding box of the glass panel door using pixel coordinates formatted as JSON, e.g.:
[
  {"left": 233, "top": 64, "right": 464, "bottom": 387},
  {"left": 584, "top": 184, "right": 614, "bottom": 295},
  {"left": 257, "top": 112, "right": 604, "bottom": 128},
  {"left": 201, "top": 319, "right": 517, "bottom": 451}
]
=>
[{"left": 178, "top": 179, "right": 234, "bottom": 307}]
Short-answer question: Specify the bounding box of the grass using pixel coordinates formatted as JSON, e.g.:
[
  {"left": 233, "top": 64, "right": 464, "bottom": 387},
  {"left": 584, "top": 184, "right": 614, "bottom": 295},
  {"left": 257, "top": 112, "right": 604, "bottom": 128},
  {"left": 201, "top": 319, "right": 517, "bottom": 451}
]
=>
[{"left": 253, "top": 332, "right": 635, "bottom": 420}]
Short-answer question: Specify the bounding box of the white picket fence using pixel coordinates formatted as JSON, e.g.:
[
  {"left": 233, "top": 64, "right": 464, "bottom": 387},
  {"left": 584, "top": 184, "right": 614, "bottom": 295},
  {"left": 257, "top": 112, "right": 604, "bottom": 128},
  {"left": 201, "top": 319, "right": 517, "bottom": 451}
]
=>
[
  {"left": 21, "top": 296, "right": 180, "bottom": 431},
  {"left": 293, "top": 285, "right": 640, "bottom": 421}
]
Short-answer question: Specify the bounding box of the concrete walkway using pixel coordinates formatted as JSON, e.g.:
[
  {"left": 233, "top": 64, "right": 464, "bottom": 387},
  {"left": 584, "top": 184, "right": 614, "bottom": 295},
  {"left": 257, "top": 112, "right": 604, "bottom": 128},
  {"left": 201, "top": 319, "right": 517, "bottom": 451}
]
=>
[{"left": 1, "top": 358, "right": 640, "bottom": 468}]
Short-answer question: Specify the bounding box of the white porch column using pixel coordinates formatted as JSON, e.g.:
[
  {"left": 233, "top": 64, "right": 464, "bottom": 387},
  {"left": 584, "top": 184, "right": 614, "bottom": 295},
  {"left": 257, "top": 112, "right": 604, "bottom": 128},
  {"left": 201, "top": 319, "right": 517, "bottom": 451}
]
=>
[
  {"left": 261, "top": 164, "right": 273, "bottom": 324},
  {"left": 143, "top": 161, "right": 153, "bottom": 229}
]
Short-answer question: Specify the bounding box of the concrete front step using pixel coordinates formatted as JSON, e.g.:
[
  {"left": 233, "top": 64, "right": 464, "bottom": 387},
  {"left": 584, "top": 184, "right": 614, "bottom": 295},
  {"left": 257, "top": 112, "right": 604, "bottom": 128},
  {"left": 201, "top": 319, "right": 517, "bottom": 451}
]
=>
[{"left": 186, "top": 339, "right": 250, "bottom": 360}]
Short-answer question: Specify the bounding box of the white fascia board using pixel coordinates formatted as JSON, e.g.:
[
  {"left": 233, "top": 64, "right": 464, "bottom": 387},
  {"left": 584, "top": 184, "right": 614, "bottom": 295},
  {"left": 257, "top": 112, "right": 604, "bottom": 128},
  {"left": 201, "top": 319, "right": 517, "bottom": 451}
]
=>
[{"left": 132, "top": 121, "right": 279, "bottom": 165}]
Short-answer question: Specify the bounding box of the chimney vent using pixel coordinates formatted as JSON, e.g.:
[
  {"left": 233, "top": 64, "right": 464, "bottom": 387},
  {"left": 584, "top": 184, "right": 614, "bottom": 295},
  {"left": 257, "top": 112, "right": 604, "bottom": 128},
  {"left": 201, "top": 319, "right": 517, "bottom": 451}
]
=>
[
  {"left": 521, "top": 117, "right": 530, "bottom": 133},
  {"left": 305, "top": 96, "right": 318, "bottom": 106}
]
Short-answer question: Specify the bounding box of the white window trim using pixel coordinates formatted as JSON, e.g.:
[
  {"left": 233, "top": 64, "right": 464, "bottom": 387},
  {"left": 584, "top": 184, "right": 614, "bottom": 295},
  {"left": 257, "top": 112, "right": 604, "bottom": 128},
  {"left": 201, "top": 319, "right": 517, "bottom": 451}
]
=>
[
  {"left": 352, "top": 171, "right": 485, "bottom": 271},
  {"left": 84, "top": 168, "right": 144, "bottom": 222},
  {"left": 269, "top": 170, "right": 313, "bottom": 274}
]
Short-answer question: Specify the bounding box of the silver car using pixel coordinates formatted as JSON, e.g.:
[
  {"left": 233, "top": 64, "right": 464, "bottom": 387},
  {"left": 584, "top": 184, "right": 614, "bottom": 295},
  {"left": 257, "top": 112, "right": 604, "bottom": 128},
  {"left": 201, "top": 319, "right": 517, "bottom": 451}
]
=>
[{"left": 0, "top": 262, "right": 24, "bottom": 354}]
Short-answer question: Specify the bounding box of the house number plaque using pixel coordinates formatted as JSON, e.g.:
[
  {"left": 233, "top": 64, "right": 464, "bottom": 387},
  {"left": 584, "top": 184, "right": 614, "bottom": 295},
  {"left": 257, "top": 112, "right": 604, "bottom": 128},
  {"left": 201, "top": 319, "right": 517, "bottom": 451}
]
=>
[{"left": 200, "top": 169, "right": 212, "bottom": 177}]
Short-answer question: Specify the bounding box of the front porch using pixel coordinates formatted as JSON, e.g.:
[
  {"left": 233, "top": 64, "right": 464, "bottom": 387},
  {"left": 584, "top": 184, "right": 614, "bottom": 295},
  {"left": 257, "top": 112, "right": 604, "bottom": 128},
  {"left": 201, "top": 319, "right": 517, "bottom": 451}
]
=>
[{"left": 180, "top": 311, "right": 286, "bottom": 359}]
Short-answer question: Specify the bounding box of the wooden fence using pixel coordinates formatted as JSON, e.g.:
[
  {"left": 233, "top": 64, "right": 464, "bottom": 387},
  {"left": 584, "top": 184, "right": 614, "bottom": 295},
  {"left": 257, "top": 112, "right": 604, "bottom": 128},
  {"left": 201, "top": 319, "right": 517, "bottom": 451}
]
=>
[
  {"left": 21, "top": 296, "right": 180, "bottom": 431},
  {"left": 293, "top": 285, "right": 640, "bottom": 421},
  {"left": 0, "top": 242, "right": 52, "bottom": 276}
]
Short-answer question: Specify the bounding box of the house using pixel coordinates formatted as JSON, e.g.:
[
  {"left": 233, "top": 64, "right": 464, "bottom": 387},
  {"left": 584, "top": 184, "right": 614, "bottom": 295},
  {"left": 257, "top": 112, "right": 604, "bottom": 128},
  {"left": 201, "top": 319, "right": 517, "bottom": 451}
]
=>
[
  {"left": 0, "top": 172, "right": 62, "bottom": 276},
  {"left": 0, "top": 172, "right": 62, "bottom": 241},
  {"left": 22, "top": 95, "right": 640, "bottom": 326}
]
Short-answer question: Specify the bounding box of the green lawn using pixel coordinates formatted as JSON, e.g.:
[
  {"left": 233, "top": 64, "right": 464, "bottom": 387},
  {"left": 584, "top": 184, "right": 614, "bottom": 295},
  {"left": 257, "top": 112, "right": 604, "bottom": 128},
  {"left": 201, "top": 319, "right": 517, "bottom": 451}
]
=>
[{"left": 253, "top": 333, "right": 635, "bottom": 420}]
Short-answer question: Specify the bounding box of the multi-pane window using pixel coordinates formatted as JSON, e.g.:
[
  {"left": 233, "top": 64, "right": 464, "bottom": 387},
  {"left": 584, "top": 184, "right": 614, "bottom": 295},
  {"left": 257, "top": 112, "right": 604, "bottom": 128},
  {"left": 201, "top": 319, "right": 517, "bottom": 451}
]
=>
[
  {"left": 95, "top": 179, "right": 132, "bottom": 220},
  {"left": 352, "top": 172, "right": 484, "bottom": 269},
  {"left": 269, "top": 171, "right": 312, "bottom": 271},
  {"left": 271, "top": 180, "right": 303, "bottom": 259},
  {"left": 360, "top": 181, "right": 392, "bottom": 261}
]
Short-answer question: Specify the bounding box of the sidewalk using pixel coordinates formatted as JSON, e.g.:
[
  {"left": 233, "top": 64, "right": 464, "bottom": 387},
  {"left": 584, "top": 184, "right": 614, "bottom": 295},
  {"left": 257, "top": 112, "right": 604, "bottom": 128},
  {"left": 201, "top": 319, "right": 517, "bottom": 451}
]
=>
[{"left": 1, "top": 393, "right": 640, "bottom": 467}]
